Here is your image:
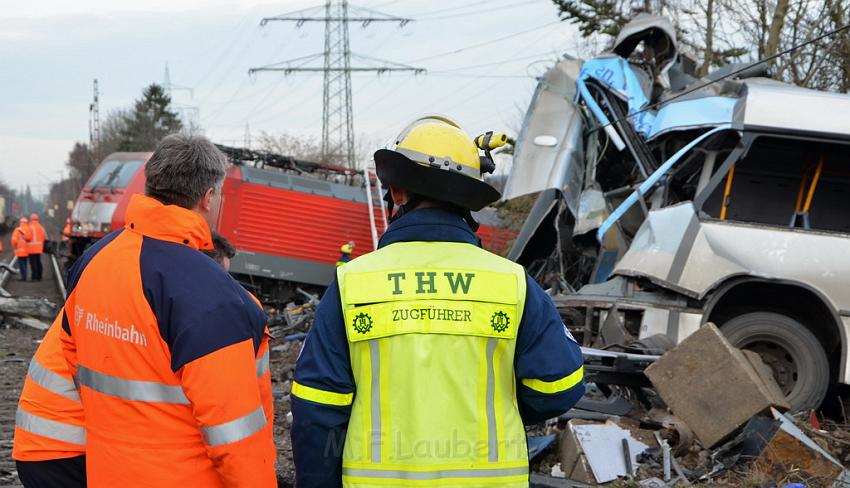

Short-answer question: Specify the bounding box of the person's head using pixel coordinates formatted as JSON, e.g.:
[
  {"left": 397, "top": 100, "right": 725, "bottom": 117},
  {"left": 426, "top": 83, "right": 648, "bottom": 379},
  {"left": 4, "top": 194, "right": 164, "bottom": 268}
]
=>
[
  {"left": 373, "top": 115, "right": 504, "bottom": 228},
  {"left": 19, "top": 217, "right": 27, "bottom": 225},
  {"left": 340, "top": 241, "right": 354, "bottom": 254},
  {"left": 144, "top": 134, "right": 227, "bottom": 223},
  {"left": 203, "top": 231, "right": 236, "bottom": 272},
  {"left": 30, "top": 213, "right": 39, "bottom": 221}
]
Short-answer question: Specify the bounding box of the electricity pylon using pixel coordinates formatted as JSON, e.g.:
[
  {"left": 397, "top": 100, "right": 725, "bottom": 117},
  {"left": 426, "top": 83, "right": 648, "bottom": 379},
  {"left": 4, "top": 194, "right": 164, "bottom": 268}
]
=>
[{"left": 250, "top": 0, "right": 424, "bottom": 166}]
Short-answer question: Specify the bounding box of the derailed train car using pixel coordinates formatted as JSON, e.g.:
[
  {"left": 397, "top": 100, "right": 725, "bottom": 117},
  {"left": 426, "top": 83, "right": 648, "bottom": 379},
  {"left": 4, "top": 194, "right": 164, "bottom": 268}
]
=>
[
  {"left": 506, "top": 15, "right": 850, "bottom": 411},
  {"left": 69, "top": 147, "right": 515, "bottom": 304}
]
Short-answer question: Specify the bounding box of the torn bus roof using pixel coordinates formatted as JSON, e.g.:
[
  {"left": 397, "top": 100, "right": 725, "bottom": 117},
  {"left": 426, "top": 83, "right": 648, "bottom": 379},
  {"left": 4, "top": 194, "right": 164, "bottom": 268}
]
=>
[{"left": 506, "top": 15, "right": 850, "bottom": 204}]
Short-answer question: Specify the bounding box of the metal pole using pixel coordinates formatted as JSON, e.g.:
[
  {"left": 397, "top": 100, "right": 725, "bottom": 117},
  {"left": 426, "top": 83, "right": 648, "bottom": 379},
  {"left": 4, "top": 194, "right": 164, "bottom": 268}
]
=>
[
  {"left": 364, "top": 169, "right": 379, "bottom": 250},
  {"left": 51, "top": 254, "right": 67, "bottom": 300},
  {"left": 0, "top": 256, "right": 18, "bottom": 290}
]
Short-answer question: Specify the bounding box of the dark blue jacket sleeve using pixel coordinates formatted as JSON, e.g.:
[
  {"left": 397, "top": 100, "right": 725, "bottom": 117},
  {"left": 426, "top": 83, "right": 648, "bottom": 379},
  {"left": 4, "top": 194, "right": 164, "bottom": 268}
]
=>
[
  {"left": 291, "top": 280, "right": 354, "bottom": 488},
  {"left": 515, "top": 274, "right": 585, "bottom": 424}
]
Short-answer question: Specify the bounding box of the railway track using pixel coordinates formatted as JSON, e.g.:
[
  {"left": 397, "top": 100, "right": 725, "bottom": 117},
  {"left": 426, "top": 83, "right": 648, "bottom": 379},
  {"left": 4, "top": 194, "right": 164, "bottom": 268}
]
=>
[{"left": 0, "top": 249, "right": 63, "bottom": 487}]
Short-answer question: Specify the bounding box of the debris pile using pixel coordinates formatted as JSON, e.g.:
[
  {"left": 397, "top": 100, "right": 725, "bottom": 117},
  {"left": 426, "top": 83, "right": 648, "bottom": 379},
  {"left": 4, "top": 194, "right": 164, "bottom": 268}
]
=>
[
  {"left": 0, "top": 296, "right": 57, "bottom": 330},
  {"left": 267, "top": 287, "right": 319, "bottom": 339},
  {"left": 528, "top": 324, "right": 850, "bottom": 487}
]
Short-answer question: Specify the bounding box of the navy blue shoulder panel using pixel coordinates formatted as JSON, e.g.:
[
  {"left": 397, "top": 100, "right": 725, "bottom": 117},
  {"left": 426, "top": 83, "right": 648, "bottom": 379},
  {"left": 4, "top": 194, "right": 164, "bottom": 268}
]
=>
[
  {"left": 139, "top": 237, "right": 267, "bottom": 372},
  {"left": 63, "top": 229, "right": 124, "bottom": 334}
]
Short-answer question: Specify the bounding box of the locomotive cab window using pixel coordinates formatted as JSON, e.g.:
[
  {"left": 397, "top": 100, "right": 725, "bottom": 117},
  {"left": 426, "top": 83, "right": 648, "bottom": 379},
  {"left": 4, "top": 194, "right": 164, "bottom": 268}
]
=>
[{"left": 86, "top": 159, "right": 144, "bottom": 190}]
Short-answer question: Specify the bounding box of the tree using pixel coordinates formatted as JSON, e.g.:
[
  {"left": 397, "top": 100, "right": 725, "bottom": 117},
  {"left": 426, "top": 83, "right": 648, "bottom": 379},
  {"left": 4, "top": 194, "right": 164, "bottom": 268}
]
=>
[
  {"left": 99, "top": 109, "right": 130, "bottom": 158},
  {"left": 256, "top": 132, "right": 378, "bottom": 169},
  {"left": 256, "top": 132, "right": 325, "bottom": 163},
  {"left": 553, "top": 0, "right": 658, "bottom": 38},
  {"left": 66, "top": 142, "right": 95, "bottom": 183},
  {"left": 118, "top": 84, "right": 183, "bottom": 151}
]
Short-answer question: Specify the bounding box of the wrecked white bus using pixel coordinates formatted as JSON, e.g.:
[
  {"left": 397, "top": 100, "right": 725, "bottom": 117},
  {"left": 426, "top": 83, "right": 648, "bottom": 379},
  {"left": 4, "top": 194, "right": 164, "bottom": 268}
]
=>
[{"left": 506, "top": 15, "right": 850, "bottom": 411}]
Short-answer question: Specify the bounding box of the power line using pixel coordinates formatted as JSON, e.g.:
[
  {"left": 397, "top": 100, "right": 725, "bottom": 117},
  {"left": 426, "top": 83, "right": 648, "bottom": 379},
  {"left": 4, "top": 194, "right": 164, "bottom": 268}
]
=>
[
  {"left": 404, "top": 0, "right": 495, "bottom": 17},
  {"left": 405, "top": 20, "right": 561, "bottom": 63},
  {"left": 428, "top": 50, "right": 561, "bottom": 73},
  {"left": 190, "top": 12, "right": 258, "bottom": 88},
  {"left": 376, "top": 22, "right": 559, "bottom": 134},
  {"left": 415, "top": 0, "right": 540, "bottom": 21}
]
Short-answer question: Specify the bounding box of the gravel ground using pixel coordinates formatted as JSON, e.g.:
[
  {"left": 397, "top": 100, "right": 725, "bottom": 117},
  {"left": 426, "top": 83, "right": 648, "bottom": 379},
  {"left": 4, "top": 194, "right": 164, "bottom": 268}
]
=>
[{"left": 0, "top": 247, "right": 62, "bottom": 487}]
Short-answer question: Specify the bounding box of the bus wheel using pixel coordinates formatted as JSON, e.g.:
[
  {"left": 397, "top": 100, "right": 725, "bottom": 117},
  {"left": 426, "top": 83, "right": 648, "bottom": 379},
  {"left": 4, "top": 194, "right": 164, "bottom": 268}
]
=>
[{"left": 721, "top": 312, "right": 829, "bottom": 412}]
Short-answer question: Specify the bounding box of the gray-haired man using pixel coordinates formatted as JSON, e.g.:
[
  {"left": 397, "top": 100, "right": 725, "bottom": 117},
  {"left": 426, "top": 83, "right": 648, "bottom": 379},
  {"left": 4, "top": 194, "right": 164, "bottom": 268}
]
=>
[{"left": 59, "top": 134, "right": 277, "bottom": 487}]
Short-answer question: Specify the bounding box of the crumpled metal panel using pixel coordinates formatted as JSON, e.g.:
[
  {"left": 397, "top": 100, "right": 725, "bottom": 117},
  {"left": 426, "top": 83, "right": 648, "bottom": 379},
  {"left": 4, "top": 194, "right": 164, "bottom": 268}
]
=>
[
  {"left": 579, "top": 56, "right": 656, "bottom": 137},
  {"left": 503, "top": 57, "right": 584, "bottom": 214},
  {"left": 740, "top": 78, "right": 850, "bottom": 137},
  {"left": 612, "top": 14, "right": 677, "bottom": 74},
  {"left": 613, "top": 203, "right": 850, "bottom": 310}
]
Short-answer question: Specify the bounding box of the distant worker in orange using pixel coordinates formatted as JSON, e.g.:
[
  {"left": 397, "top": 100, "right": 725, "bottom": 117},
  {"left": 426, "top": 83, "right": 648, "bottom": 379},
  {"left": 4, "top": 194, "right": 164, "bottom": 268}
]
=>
[
  {"left": 13, "top": 312, "right": 86, "bottom": 488},
  {"left": 60, "top": 134, "right": 276, "bottom": 487},
  {"left": 27, "top": 214, "right": 47, "bottom": 281},
  {"left": 11, "top": 217, "right": 31, "bottom": 281},
  {"left": 62, "top": 218, "right": 72, "bottom": 242},
  {"left": 335, "top": 240, "right": 354, "bottom": 267}
]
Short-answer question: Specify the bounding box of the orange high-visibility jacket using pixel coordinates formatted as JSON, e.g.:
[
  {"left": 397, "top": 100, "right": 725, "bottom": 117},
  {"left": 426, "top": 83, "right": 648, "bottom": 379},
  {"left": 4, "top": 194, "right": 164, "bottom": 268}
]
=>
[
  {"left": 61, "top": 194, "right": 276, "bottom": 488},
  {"left": 13, "top": 313, "right": 86, "bottom": 461},
  {"left": 11, "top": 226, "right": 30, "bottom": 257},
  {"left": 62, "top": 222, "right": 72, "bottom": 241},
  {"left": 27, "top": 221, "right": 47, "bottom": 254}
]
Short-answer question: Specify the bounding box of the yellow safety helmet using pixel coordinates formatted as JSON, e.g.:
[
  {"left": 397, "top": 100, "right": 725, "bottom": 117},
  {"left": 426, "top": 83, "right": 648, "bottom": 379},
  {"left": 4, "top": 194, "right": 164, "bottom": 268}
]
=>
[
  {"left": 340, "top": 242, "right": 353, "bottom": 254},
  {"left": 374, "top": 115, "right": 506, "bottom": 211}
]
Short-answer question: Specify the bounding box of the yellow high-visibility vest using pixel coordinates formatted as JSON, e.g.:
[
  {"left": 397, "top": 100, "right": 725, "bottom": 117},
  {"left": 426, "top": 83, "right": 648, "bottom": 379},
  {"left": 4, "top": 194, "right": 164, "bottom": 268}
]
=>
[{"left": 336, "top": 240, "right": 529, "bottom": 487}]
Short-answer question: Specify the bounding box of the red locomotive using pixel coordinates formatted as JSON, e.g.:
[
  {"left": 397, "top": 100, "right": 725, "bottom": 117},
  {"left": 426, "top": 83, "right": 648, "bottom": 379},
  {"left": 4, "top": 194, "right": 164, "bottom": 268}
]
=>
[{"left": 68, "top": 147, "right": 516, "bottom": 303}]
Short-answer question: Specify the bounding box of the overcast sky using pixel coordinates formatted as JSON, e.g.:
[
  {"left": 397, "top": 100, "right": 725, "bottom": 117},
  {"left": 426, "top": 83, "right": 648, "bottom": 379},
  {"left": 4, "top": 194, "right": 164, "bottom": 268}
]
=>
[{"left": 0, "top": 0, "right": 581, "bottom": 195}]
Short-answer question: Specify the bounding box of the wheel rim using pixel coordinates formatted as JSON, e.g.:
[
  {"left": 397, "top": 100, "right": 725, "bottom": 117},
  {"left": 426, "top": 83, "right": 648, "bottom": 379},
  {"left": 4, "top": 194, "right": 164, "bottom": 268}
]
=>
[{"left": 739, "top": 338, "right": 799, "bottom": 396}]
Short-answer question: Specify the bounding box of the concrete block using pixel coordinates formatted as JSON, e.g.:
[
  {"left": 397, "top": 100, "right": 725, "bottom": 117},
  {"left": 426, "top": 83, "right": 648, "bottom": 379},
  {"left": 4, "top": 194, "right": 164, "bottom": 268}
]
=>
[
  {"left": 645, "top": 323, "right": 790, "bottom": 448},
  {"left": 559, "top": 421, "right": 595, "bottom": 485}
]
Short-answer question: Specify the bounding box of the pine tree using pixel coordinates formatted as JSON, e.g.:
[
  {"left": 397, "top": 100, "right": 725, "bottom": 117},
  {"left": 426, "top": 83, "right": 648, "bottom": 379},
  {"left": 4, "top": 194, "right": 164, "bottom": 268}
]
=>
[{"left": 118, "top": 84, "right": 183, "bottom": 151}]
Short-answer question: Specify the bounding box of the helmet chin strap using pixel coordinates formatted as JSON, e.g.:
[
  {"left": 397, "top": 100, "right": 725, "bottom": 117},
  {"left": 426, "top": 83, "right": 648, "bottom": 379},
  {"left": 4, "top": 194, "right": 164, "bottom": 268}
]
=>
[{"left": 384, "top": 190, "right": 480, "bottom": 232}]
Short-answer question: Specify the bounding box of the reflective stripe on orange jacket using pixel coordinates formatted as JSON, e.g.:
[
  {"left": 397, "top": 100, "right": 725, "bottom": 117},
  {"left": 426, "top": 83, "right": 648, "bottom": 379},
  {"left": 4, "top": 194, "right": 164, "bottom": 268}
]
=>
[
  {"left": 27, "top": 221, "right": 46, "bottom": 254},
  {"left": 11, "top": 226, "right": 29, "bottom": 257},
  {"left": 13, "top": 312, "right": 86, "bottom": 461},
  {"left": 61, "top": 194, "right": 276, "bottom": 488}
]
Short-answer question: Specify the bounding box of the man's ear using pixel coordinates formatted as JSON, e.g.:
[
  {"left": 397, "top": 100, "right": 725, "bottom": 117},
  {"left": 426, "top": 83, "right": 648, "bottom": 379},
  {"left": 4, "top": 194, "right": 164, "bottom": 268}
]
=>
[
  {"left": 200, "top": 187, "right": 215, "bottom": 213},
  {"left": 390, "top": 186, "right": 409, "bottom": 206}
]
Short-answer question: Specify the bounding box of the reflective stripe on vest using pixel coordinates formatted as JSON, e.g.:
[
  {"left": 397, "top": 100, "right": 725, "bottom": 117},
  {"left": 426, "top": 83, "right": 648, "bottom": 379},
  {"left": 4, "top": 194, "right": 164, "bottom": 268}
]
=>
[
  {"left": 522, "top": 365, "right": 584, "bottom": 394},
  {"left": 28, "top": 359, "right": 80, "bottom": 402},
  {"left": 291, "top": 381, "right": 354, "bottom": 406},
  {"left": 256, "top": 349, "right": 270, "bottom": 378},
  {"left": 77, "top": 365, "right": 189, "bottom": 404},
  {"left": 342, "top": 465, "right": 529, "bottom": 481},
  {"left": 16, "top": 408, "right": 86, "bottom": 446},
  {"left": 337, "top": 241, "right": 529, "bottom": 484},
  {"left": 201, "top": 406, "right": 266, "bottom": 447}
]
